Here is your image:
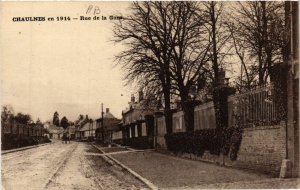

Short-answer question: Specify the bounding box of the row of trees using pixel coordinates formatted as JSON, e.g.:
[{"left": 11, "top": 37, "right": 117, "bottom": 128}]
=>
[
  {"left": 113, "top": 2, "right": 288, "bottom": 132},
  {"left": 2, "top": 107, "right": 79, "bottom": 130},
  {"left": 53, "top": 112, "right": 89, "bottom": 129},
  {"left": 52, "top": 111, "right": 73, "bottom": 129},
  {"left": 1, "top": 105, "right": 42, "bottom": 126},
  {"left": 1, "top": 107, "right": 71, "bottom": 130}
]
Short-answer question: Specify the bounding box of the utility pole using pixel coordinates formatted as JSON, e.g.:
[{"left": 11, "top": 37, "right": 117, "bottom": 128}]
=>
[
  {"left": 283, "top": 1, "right": 299, "bottom": 178},
  {"left": 101, "top": 103, "right": 104, "bottom": 143},
  {"left": 89, "top": 120, "right": 91, "bottom": 138}
]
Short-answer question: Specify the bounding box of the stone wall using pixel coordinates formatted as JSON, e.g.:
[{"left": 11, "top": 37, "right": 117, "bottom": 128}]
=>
[
  {"left": 172, "top": 111, "right": 186, "bottom": 133},
  {"left": 236, "top": 124, "right": 286, "bottom": 176},
  {"left": 156, "top": 116, "right": 167, "bottom": 149},
  {"left": 194, "top": 101, "right": 216, "bottom": 130}
]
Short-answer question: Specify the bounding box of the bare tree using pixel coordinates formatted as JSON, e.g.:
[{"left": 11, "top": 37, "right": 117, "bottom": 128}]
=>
[
  {"left": 113, "top": 2, "right": 174, "bottom": 133},
  {"left": 202, "top": 2, "right": 233, "bottom": 137},
  {"left": 114, "top": 2, "right": 213, "bottom": 131},
  {"left": 226, "top": 20, "right": 257, "bottom": 91},
  {"left": 231, "top": 2, "right": 285, "bottom": 86},
  {"left": 168, "top": 2, "right": 212, "bottom": 131},
  {"left": 202, "top": 2, "right": 231, "bottom": 86}
]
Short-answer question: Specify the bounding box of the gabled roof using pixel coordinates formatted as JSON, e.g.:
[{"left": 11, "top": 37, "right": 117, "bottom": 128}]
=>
[
  {"left": 64, "top": 125, "right": 76, "bottom": 133},
  {"left": 103, "top": 112, "right": 115, "bottom": 119},
  {"left": 75, "top": 118, "right": 89, "bottom": 131},
  {"left": 48, "top": 125, "right": 64, "bottom": 134},
  {"left": 96, "top": 111, "right": 119, "bottom": 121},
  {"left": 80, "top": 121, "right": 96, "bottom": 132}
]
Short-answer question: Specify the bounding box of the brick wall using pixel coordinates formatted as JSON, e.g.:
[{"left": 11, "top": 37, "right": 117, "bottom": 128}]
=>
[{"left": 236, "top": 124, "right": 286, "bottom": 176}]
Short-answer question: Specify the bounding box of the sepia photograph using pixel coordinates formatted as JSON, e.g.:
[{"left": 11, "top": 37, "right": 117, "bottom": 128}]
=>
[{"left": 1, "top": 1, "right": 299, "bottom": 189}]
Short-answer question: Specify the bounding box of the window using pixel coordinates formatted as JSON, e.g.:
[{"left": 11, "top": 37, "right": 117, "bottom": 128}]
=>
[
  {"left": 176, "top": 116, "right": 182, "bottom": 130},
  {"left": 178, "top": 117, "right": 182, "bottom": 129}
]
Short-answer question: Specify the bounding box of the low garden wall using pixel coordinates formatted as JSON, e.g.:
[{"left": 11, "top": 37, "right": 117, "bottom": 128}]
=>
[
  {"left": 163, "top": 124, "right": 286, "bottom": 176},
  {"left": 236, "top": 123, "right": 286, "bottom": 176}
]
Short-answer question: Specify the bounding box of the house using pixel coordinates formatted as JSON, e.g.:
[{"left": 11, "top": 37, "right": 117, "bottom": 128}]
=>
[
  {"left": 74, "top": 116, "right": 89, "bottom": 140},
  {"left": 63, "top": 125, "right": 76, "bottom": 140},
  {"left": 47, "top": 124, "right": 64, "bottom": 139},
  {"left": 95, "top": 108, "right": 121, "bottom": 144},
  {"left": 79, "top": 120, "right": 96, "bottom": 141},
  {"left": 120, "top": 92, "right": 155, "bottom": 149}
]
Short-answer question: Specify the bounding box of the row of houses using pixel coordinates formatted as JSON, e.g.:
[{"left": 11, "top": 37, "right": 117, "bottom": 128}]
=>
[
  {"left": 45, "top": 110, "right": 120, "bottom": 142},
  {"left": 96, "top": 78, "right": 297, "bottom": 177}
]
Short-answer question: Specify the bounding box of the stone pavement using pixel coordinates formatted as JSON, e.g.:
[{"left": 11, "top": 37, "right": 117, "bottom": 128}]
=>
[
  {"left": 177, "top": 178, "right": 300, "bottom": 189},
  {"left": 109, "top": 149, "right": 299, "bottom": 189}
]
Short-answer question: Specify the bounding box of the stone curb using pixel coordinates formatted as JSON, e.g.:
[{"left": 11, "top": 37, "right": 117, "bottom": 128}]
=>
[
  {"left": 91, "top": 144, "right": 158, "bottom": 190},
  {"left": 1, "top": 142, "right": 53, "bottom": 155}
]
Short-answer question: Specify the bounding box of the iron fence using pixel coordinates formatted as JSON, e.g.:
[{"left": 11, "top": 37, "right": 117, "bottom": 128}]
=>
[{"left": 229, "top": 85, "right": 277, "bottom": 128}]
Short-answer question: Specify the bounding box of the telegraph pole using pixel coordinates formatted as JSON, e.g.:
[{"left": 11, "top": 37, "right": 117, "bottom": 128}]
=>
[
  {"left": 101, "top": 103, "right": 104, "bottom": 143},
  {"left": 283, "top": 1, "right": 299, "bottom": 178},
  {"left": 101, "top": 103, "right": 104, "bottom": 127}
]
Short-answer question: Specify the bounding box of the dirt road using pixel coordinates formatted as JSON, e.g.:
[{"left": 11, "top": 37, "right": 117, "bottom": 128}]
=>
[{"left": 2, "top": 141, "right": 147, "bottom": 190}]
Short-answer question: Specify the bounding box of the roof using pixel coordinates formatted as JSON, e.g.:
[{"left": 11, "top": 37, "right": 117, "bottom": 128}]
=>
[
  {"left": 63, "top": 125, "right": 76, "bottom": 133},
  {"left": 103, "top": 112, "right": 115, "bottom": 119},
  {"left": 48, "top": 125, "right": 64, "bottom": 134},
  {"left": 77, "top": 118, "right": 88, "bottom": 126},
  {"left": 96, "top": 111, "right": 119, "bottom": 121},
  {"left": 97, "top": 118, "right": 121, "bottom": 132},
  {"left": 80, "top": 121, "right": 97, "bottom": 132},
  {"left": 95, "top": 120, "right": 121, "bottom": 133},
  {"left": 75, "top": 118, "right": 89, "bottom": 131}
]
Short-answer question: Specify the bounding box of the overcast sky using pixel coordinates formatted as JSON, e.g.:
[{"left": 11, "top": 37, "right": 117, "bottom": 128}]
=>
[{"left": 1, "top": 2, "right": 134, "bottom": 122}]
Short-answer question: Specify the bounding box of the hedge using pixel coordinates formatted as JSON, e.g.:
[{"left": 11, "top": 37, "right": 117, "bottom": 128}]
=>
[
  {"left": 164, "top": 127, "right": 242, "bottom": 160},
  {"left": 124, "top": 136, "right": 152, "bottom": 150},
  {"left": 1, "top": 134, "right": 51, "bottom": 150}
]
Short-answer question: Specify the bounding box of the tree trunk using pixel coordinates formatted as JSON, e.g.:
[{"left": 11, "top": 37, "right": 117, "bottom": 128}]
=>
[
  {"left": 182, "top": 100, "right": 195, "bottom": 131},
  {"left": 163, "top": 69, "right": 173, "bottom": 134},
  {"left": 180, "top": 89, "right": 197, "bottom": 132},
  {"left": 213, "top": 86, "right": 230, "bottom": 155}
]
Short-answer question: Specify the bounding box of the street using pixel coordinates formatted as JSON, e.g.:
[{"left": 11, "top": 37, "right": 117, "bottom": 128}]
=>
[
  {"left": 2, "top": 142, "right": 299, "bottom": 190},
  {"left": 1, "top": 141, "right": 147, "bottom": 190}
]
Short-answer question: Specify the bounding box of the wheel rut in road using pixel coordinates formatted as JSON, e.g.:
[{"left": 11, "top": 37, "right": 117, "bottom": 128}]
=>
[
  {"left": 45, "top": 143, "right": 148, "bottom": 190},
  {"left": 44, "top": 143, "right": 79, "bottom": 189}
]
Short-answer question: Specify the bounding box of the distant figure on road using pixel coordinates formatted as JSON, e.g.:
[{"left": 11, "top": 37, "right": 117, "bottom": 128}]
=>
[
  {"left": 67, "top": 133, "right": 70, "bottom": 144},
  {"left": 62, "top": 133, "right": 68, "bottom": 144}
]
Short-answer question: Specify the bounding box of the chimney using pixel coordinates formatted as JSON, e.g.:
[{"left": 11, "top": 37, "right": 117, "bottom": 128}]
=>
[
  {"left": 106, "top": 108, "right": 109, "bottom": 113},
  {"left": 139, "top": 90, "right": 144, "bottom": 102},
  {"left": 131, "top": 94, "right": 135, "bottom": 103}
]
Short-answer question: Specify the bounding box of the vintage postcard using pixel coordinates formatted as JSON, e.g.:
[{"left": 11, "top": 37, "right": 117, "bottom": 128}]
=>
[{"left": 1, "top": 1, "right": 299, "bottom": 189}]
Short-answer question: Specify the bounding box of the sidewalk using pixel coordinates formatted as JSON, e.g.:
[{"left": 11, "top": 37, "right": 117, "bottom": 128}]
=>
[
  {"left": 2, "top": 142, "right": 52, "bottom": 155},
  {"left": 173, "top": 178, "right": 300, "bottom": 189},
  {"left": 109, "top": 149, "right": 298, "bottom": 189}
]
